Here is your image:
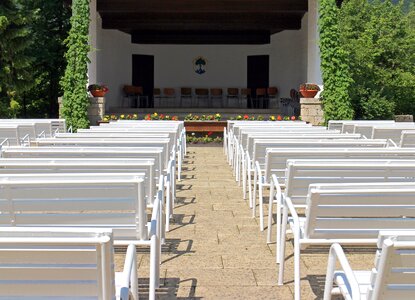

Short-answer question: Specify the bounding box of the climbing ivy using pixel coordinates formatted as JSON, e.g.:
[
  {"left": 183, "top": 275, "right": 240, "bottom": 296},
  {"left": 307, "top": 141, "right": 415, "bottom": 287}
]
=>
[
  {"left": 318, "top": 0, "right": 354, "bottom": 122},
  {"left": 60, "top": 0, "right": 90, "bottom": 130}
]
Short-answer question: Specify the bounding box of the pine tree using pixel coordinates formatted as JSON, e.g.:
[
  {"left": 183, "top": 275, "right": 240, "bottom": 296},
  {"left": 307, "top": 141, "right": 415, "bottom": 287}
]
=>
[{"left": 0, "top": 0, "right": 34, "bottom": 117}]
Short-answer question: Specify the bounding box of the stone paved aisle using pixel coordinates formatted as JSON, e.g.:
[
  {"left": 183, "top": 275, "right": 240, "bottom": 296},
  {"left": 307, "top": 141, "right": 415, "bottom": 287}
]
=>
[{"left": 117, "top": 146, "right": 374, "bottom": 299}]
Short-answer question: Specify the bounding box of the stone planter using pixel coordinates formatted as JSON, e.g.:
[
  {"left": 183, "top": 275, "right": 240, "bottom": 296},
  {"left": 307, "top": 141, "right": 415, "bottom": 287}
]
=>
[{"left": 300, "top": 97, "right": 324, "bottom": 125}]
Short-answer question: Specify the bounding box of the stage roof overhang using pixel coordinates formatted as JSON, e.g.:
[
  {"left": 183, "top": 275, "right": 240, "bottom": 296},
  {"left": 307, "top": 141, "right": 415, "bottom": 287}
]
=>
[{"left": 97, "top": 0, "right": 308, "bottom": 44}]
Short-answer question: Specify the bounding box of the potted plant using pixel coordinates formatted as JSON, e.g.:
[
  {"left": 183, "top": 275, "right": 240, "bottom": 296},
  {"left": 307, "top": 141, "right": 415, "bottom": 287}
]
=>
[
  {"left": 299, "top": 83, "right": 320, "bottom": 98},
  {"left": 88, "top": 84, "right": 109, "bottom": 97}
]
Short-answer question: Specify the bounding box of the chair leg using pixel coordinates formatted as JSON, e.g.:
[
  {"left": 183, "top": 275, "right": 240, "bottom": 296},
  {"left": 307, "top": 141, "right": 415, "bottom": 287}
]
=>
[
  {"left": 267, "top": 183, "right": 274, "bottom": 243},
  {"left": 278, "top": 205, "right": 288, "bottom": 282},
  {"left": 252, "top": 168, "right": 258, "bottom": 218},
  {"left": 259, "top": 181, "right": 264, "bottom": 231},
  {"left": 294, "top": 237, "right": 301, "bottom": 300},
  {"left": 242, "top": 159, "right": 247, "bottom": 199}
]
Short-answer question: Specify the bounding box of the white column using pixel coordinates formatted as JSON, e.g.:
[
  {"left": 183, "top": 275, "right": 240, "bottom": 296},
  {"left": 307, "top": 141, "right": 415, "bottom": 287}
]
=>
[
  {"left": 88, "top": 0, "right": 98, "bottom": 84},
  {"left": 307, "top": 0, "right": 323, "bottom": 84}
]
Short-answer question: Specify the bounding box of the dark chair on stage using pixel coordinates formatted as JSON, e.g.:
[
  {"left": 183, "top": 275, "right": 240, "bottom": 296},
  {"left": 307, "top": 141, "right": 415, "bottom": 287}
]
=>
[
  {"left": 180, "top": 87, "right": 193, "bottom": 107},
  {"left": 153, "top": 88, "right": 162, "bottom": 108},
  {"left": 255, "top": 88, "right": 267, "bottom": 109},
  {"left": 210, "top": 88, "right": 223, "bottom": 108},
  {"left": 195, "top": 88, "right": 209, "bottom": 108},
  {"left": 227, "top": 88, "right": 239, "bottom": 108},
  {"left": 122, "top": 85, "right": 145, "bottom": 108},
  {"left": 267, "top": 87, "right": 278, "bottom": 109},
  {"left": 163, "top": 88, "right": 176, "bottom": 107},
  {"left": 241, "top": 88, "right": 251, "bottom": 108}
]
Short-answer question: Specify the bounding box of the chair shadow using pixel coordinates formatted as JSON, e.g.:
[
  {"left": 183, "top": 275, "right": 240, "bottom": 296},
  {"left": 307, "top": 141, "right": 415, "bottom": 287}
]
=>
[
  {"left": 174, "top": 197, "right": 196, "bottom": 209},
  {"left": 169, "top": 214, "right": 196, "bottom": 232},
  {"left": 138, "top": 278, "right": 201, "bottom": 299}
]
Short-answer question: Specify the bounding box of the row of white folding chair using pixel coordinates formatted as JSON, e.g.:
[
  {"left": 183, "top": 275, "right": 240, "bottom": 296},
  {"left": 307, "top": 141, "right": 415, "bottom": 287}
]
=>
[
  {"left": 400, "top": 130, "right": 415, "bottom": 147},
  {"left": 236, "top": 132, "right": 360, "bottom": 190},
  {"left": 1, "top": 147, "right": 176, "bottom": 231},
  {"left": 0, "top": 124, "right": 36, "bottom": 146},
  {"left": 277, "top": 181, "right": 415, "bottom": 300},
  {"left": 226, "top": 121, "right": 312, "bottom": 155},
  {"left": 102, "top": 120, "right": 186, "bottom": 156},
  {"left": 0, "top": 173, "right": 163, "bottom": 299},
  {"left": 247, "top": 139, "right": 388, "bottom": 217},
  {"left": 229, "top": 126, "right": 334, "bottom": 172},
  {"left": 341, "top": 121, "right": 396, "bottom": 134},
  {"left": 327, "top": 120, "right": 395, "bottom": 131},
  {"left": 0, "top": 119, "right": 66, "bottom": 137},
  {"left": 238, "top": 133, "right": 362, "bottom": 183},
  {"left": 0, "top": 227, "right": 138, "bottom": 300},
  {"left": 75, "top": 128, "right": 184, "bottom": 180},
  {"left": 90, "top": 124, "right": 186, "bottom": 178},
  {"left": 352, "top": 123, "right": 415, "bottom": 143},
  {"left": 253, "top": 147, "right": 415, "bottom": 233},
  {"left": 272, "top": 159, "right": 415, "bottom": 254}
]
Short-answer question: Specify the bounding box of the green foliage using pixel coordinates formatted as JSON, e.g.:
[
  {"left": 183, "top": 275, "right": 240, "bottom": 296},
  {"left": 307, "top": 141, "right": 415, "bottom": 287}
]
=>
[
  {"left": 23, "top": 0, "right": 70, "bottom": 118},
  {"left": 319, "top": 0, "right": 355, "bottom": 122},
  {"left": 0, "top": 0, "right": 34, "bottom": 117},
  {"left": 338, "top": 0, "right": 415, "bottom": 119},
  {"left": 60, "top": 0, "right": 90, "bottom": 130}
]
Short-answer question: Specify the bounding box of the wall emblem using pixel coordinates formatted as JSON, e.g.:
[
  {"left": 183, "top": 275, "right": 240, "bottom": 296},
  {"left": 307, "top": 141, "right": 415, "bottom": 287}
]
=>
[{"left": 193, "top": 56, "right": 207, "bottom": 75}]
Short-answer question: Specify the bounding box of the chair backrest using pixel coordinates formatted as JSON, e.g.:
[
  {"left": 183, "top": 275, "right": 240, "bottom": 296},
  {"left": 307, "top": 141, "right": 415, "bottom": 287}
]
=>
[
  {"left": 123, "top": 85, "right": 142, "bottom": 95},
  {"left": 195, "top": 88, "right": 209, "bottom": 96},
  {"left": 372, "top": 125, "right": 415, "bottom": 144},
  {"left": 244, "top": 133, "right": 360, "bottom": 153},
  {"left": 233, "top": 123, "right": 316, "bottom": 138},
  {"left": 256, "top": 88, "right": 266, "bottom": 96},
  {"left": 33, "top": 139, "right": 171, "bottom": 167},
  {"left": 327, "top": 120, "right": 395, "bottom": 132},
  {"left": 369, "top": 233, "right": 415, "bottom": 300},
  {"left": 227, "top": 88, "right": 239, "bottom": 96},
  {"left": 400, "top": 130, "right": 415, "bottom": 147},
  {"left": 0, "top": 158, "right": 155, "bottom": 203},
  {"left": 181, "top": 87, "right": 192, "bottom": 96},
  {"left": 303, "top": 182, "right": 415, "bottom": 240},
  {"left": 163, "top": 88, "right": 175, "bottom": 96},
  {"left": 285, "top": 160, "right": 415, "bottom": 206},
  {"left": 0, "top": 175, "right": 149, "bottom": 241},
  {"left": 265, "top": 148, "right": 415, "bottom": 182},
  {"left": 153, "top": 88, "right": 161, "bottom": 96},
  {"left": 210, "top": 88, "right": 222, "bottom": 96},
  {"left": 253, "top": 139, "right": 388, "bottom": 166},
  {"left": 267, "top": 87, "right": 278, "bottom": 96},
  {"left": 0, "top": 227, "right": 116, "bottom": 299},
  {"left": 2, "top": 146, "right": 166, "bottom": 174},
  {"left": 241, "top": 88, "right": 251, "bottom": 96}
]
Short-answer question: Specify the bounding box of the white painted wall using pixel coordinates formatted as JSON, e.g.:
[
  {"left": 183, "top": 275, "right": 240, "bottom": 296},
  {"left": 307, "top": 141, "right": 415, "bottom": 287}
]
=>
[
  {"left": 307, "top": 0, "right": 323, "bottom": 84},
  {"left": 87, "top": 0, "right": 97, "bottom": 84},
  {"left": 93, "top": 13, "right": 309, "bottom": 109}
]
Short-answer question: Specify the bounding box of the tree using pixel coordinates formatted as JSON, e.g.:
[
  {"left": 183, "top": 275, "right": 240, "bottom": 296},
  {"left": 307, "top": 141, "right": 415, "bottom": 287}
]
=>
[
  {"left": 319, "top": 0, "right": 355, "bottom": 122},
  {"left": 22, "top": 0, "right": 70, "bottom": 118},
  {"left": 338, "top": 0, "right": 415, "bottom": 119},
  {"left": 0, "top": 0, "right": 34, "bottom": 117},
  {"left": 60, "top": 0, "right": 90, "bottom": 130}
]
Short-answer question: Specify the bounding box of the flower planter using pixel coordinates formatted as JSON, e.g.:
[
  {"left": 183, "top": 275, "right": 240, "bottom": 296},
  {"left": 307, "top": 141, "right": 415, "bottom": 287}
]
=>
[
  {"left": 185, "top": 121, "right": 227, "bottom": 133},
  {"left": 90, "top": 90, "right": 107, "bottom": 97},
  {"left": 299, "top": 89, "right": 318, "bottom": 98}
]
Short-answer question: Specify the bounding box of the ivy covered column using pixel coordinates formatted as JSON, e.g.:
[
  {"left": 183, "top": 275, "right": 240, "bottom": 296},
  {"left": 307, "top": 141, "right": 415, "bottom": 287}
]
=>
[
  {"left": 318, "top": 0, "right": 354, "bottom": 121},
  {"left": 60, "top": 0, "right": 90, "bottom": 130}
]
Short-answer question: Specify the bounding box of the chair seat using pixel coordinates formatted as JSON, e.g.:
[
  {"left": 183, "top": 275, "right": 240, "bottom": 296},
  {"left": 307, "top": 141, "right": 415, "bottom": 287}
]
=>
[{"left": 334, "top": 270, "right": 371, "bottom": 300}]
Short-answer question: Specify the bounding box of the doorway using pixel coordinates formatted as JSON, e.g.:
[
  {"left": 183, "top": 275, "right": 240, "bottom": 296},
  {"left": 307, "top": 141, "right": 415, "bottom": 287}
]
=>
[
  {"left": 247, "top": 55, "right": 269, "bottom": 108},
  {"left": 132, "top": 54, "right": 154, "bottom": 107}
]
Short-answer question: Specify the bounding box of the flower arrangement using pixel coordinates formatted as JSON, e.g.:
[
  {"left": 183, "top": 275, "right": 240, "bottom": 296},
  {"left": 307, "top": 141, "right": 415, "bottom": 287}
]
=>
[
  {"left": 299, "top": 83, "right": 320, "bottom": 91},
  {"left": 185, "top": 113, "right": 222, "bottom": 121},
  {"left": 88, "top": 84, "right": 109, "bottom": 97},
  {"left": 144, "top": 113, "right": 179, "bottom": 121}
]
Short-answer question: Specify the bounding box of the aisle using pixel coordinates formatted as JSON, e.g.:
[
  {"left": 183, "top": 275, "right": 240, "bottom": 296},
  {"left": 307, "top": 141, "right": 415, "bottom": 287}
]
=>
[{"left": 130, "top": 146, "right": 372, "bottom": 299}]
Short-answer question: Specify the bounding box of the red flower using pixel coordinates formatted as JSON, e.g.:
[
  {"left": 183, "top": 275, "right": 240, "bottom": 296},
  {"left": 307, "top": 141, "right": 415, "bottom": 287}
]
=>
[
  {"left": 243, "top": 114, "right": 249, "bottom": 120},
  {"left": 207, "top": 131, "right": 213, "bottom": 136},
  {"left": 291, "top": 116, "right": 296, "bottom": 121},
  {"left": 277, "top": 115, "right": 282, "bottom": 121}
]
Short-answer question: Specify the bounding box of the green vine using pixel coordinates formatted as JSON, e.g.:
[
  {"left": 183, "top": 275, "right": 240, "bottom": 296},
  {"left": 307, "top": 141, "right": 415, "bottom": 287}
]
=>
[
  {"left": 319, "top": 0, "right": 354, "bottom": 122},
  {"left": 60, "top": 0, "right": 90, "bottom": 131}
]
